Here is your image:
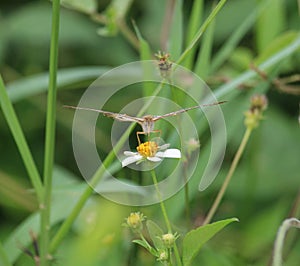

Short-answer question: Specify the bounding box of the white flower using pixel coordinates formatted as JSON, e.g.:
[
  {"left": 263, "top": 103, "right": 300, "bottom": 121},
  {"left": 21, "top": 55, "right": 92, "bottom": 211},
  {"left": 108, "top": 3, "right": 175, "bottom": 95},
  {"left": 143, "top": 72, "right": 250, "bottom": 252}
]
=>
[{"left": 122, "top": 142, "right": 181, "bottom": 167}]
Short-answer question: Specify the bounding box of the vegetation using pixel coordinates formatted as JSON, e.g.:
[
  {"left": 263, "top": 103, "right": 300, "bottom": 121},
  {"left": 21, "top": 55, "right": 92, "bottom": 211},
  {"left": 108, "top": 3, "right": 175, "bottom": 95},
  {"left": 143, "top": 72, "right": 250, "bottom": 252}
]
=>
[{"left": 0, "top": 0, "right": 299, "bottom": 265}]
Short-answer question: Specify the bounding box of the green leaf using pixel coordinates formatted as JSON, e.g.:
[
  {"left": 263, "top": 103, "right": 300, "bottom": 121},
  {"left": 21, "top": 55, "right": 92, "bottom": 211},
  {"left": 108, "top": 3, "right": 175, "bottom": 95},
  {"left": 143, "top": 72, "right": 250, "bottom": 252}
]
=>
[
  {"left": 132, "top": 20, "right": 152, "bottom": 61},
  {"left": 168, "top": 0, "right": 183, "bottom": 60},
  {"left": 132, "top": 239, "right": 158, "bottom": 257},
  {"left": 255, "top": 0, "right": 286, "bottom": 52},
  {"left": 211, "top": 0, "right": 270, "bottom": 72},
  {"left": 182, "top": 0, "right": 204, "bottom": 69},
  {"left": 3, "top": 166, "right": 145, "bottom": 263},
  {"left": 182, "top": 218, "right": 238, "bottom": 266},
  {"left": 0, "top": 76, "right": 43, "bottom": 201},
  {"left": 0, "top": 241, "right": 11, "bottom": 266},
  {"left": 132, "top": 20, "right": 155, "bottom": 96},
  {"left": 254, "top": 31, "right": 299, "bottom": 65},
  {"left": 97, "top": 0, "right": 134, "bottom": 36},
  {"left": 146, "top": 220, "right": 164, "bottom": 250},
  {"left": 7, "top": 66, "right": 110, "bottom": 103},
  {"left": 61, "top": 0, "right": 97, "bottom": 14},
  {"left": 176, "top": 0, "right": 227, "bottom": 65},
  {"left": 194, "top": 3, "right": 216, "bottom": 78},
  {"left": 107, "top": 0, "right": 134, "bottom": 20}
]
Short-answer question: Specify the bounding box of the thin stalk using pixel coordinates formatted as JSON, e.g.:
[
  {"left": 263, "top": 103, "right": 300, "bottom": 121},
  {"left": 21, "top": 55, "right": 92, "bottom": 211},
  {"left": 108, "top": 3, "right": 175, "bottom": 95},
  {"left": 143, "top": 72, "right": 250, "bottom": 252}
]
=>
[
  {"left": 183, "top": 161, "right": 191, "bottom": 227},
  {"left": 40, "top": 0, "right": 60, "bottom": 265},
  {"left": 118, "top": 20, "right": 140, "bottom": 50},
  {"left": 168, "top": 79, "right": 191, "bottom": 227},
  {"left": 273, "top": 218, "right": 300, "bottom": 266},
  {"left": 50, "top": 83, "right": 165, "bottom": 252},
  {"left": 151, "top": 170, "right": 182, "bottom": 266},
  {"left": 151, "top": 170, "right": 172, "bottom": 232},
  {"left": 139, "top": 233, "right": 152, "bottom": 251},
  {"left": 203, "top": 127, "right": 252, "bottom": 225},
  {"left": 167, "top": 248, "right": 172, "bottom": 266}
]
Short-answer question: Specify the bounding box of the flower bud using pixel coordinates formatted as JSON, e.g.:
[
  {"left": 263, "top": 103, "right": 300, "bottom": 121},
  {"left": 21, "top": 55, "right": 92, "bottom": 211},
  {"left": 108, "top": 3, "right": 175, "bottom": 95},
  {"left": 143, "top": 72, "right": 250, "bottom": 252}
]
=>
[
  {"left": 185, "top": 138, "right": 200, "bottom": 157},
  {"left": 125, "top": 212, "right": 145, "bottom": 231},
  {"left": 250, "top": 94, "right": 268, "bottom": 112},
  {"left": 244, "top": 94, "right": 268, "bottom": 130},
  {"left": 161, "top": 233, "right": 178, "bottom": 248}
]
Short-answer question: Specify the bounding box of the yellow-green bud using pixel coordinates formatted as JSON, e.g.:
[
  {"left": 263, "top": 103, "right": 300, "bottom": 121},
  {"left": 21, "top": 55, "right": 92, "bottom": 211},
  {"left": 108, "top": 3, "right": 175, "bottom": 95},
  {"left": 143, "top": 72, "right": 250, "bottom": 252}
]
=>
[
  {"left": 185, "top": 138, "right": 200, "bottom": 157},
  {"left": 244, "top": 110, "right": 261, "bottom": 129},
  {"left": 162, "top": 233, "right": 176, "bottom": 248},
  {"left": 244, "top": 94, "right": 268, "bottom": 129},
  {"left": 126, "top": 212, "right": 145, "bottom": 231}
]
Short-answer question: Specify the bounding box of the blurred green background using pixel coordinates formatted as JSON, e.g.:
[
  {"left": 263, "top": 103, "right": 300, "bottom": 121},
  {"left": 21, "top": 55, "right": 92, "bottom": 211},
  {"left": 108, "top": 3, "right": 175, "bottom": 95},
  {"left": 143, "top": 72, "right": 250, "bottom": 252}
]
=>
[{"left": 0, "top": 0, "right": 299, "bottom": 265}]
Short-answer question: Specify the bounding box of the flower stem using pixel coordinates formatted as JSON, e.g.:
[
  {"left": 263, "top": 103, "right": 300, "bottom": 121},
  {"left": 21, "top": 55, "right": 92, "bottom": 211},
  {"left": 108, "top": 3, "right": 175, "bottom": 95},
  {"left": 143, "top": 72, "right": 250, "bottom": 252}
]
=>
[
  {"left": 151, "top": 170, "right": 172, "bottom": 232},
  {"left": 273, "top": 218, "right": 300, "bottom": 266},
  {"left": 151, "top": 170, "right": 182, "bottom": 266},
  {"left": 139, "top": 233, "right": 152, "bottom": 251},
  {"left": 40, "top": 0, "right": 60, "bottom": 265},
  {"left": 203, "top": 127, "right": 252, "bottom": 225},
  {"left": 183, "top": 162, "right": 191, "bottom": 227}
]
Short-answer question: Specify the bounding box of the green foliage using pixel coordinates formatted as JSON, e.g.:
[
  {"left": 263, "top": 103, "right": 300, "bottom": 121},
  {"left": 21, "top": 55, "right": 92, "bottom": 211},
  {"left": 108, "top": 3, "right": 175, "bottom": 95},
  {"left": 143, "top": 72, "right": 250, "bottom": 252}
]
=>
[
  {"left": 146, "top": 220, "right": 164, "bottom": 250},
  {"left": 182, "top": 218, "right": 238, "bottom": 266},
  {"left": 0, "top": 0, "right": 299, "bottom": 265},
  {"left": 61, "top": 0, "right": 97, "bottom": 14}
]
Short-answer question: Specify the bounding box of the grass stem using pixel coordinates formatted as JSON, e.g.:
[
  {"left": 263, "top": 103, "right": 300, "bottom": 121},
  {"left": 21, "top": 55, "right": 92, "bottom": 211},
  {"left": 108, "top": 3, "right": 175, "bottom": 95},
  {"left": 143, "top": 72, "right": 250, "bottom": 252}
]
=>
[
  {"left": 203, "top": 127, "right": 252, "bottom": 225},
  {"left": 40, "top": 0, "right": 60, "bottom": 265}
]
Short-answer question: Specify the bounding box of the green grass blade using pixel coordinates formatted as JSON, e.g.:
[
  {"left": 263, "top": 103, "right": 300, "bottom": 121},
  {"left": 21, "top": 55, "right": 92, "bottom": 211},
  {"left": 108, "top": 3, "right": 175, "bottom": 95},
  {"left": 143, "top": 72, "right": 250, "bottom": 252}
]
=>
[
  {"left": 132, "top": 20, "right": 152, "bottom": 61},
  {"left": 132, "top": 20, "right": 155, "bottom": 96},
  {"left": 255, "top": 0, "right": 286, "bottom": 52},
  {"left": 0, "top": 75, "right": 43, "bottom": 201},
  {"left": 176, "top": 0, "right": 227, "bottom": 65},
  {"left": 194, "top": 4, "right": 216, "bottom": 78},
  {"left": 214, "top": 34, "right": 300, "bottom": 99},
  {"left": 211, "top": 0, "right": 271, "bottom": 72},
  {"left": 168, "top": 0, "right": 183, "bottom": 60},
  {"left": 7, "top": 66, "right": 111, "bottom": 103},
  {"left": 182, "top": 0, "right": 204, "bottom": 69}
]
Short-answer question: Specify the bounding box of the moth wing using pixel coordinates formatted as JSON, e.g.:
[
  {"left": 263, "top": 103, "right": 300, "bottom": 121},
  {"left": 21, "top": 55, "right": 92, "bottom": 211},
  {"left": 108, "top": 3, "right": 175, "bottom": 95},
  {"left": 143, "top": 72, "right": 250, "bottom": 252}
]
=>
[
  {"left": 152, "top": 106, "right": 199, "bottom": 121},
  {"left": 112, "top": 114, "right": 144, "bottom": 123},
  {"left": 152, "top": 101, "right": 226, "bottom": 121},
  {"left": 63, "top": 105, "right": 143, "bottom": 123}
]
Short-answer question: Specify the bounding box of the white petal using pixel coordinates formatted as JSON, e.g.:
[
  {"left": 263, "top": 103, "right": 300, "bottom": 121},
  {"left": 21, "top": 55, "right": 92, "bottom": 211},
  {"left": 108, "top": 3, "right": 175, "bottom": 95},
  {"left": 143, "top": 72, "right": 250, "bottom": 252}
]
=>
[
  {"left": 124, "top": 151, "right": 138, "bottom": 156},
  {"left": 158, "top": 143, "right": 170, "bottom": 151},
  {"left": 147, "top": 156, "right": 162, "bottom": 162},
  {"left": 159, "top": 149, "right": 181, "bottom": 158},
  {"left": 122, "top": 155, "right": 143, "bottom": 167},
  {"left": 155, "top": 151, "right": 165, "bottom": 157}
]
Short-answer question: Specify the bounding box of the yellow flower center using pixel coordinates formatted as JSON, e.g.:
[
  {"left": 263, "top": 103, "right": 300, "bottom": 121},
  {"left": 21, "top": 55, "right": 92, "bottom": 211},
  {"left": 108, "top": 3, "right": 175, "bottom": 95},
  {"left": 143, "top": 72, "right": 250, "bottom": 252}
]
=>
[{"left": 136, "top": 141, "right": 158, "bottom": 157}]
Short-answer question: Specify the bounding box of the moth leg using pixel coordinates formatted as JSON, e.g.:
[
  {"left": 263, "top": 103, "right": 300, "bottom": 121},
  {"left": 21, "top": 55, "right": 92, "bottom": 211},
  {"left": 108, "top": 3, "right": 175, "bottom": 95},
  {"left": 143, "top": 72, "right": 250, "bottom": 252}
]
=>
[{"left": 136, "top": 131, "right": 146, "bottom": 145}]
